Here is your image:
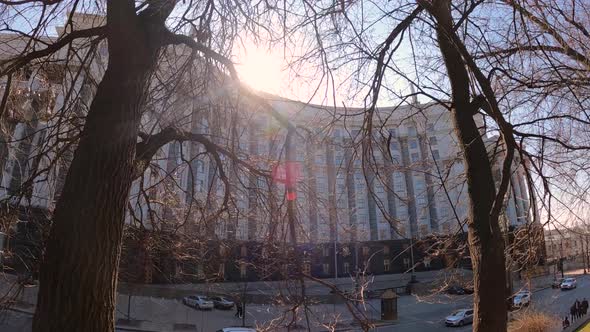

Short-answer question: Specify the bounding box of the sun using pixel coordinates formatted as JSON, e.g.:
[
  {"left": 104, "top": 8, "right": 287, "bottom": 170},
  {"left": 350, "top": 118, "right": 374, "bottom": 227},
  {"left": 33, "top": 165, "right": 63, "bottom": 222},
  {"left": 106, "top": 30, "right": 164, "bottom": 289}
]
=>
[{"left": 236, "top": 46, "right": 283, "bottom": 93}]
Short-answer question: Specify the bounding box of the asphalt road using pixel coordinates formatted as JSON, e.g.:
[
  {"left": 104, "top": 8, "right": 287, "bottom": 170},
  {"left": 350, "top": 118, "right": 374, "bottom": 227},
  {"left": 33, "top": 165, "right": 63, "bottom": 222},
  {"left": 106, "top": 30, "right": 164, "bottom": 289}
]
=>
[
  {"left": 372, "top": 274, "right": 590, "bottom": 332},
  {"left": 1, "top": 275, "right": 587, "bottom": 332}
]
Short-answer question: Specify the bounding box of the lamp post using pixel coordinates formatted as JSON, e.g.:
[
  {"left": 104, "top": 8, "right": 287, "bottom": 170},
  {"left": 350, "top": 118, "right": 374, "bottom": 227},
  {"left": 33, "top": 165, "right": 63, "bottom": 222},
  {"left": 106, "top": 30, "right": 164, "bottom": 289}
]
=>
[
  {"left": 241, "top": 282, "right": 247, "bottom": 327},
  {"left": 560, "top": 241, "right": 565, "bottom": 279},
  {"left": 409, "top": 236, "right": 417, "bottom": 283},
  {"left": 334, "top": 222, "right": 338, "bottom": 280},
  {"left": 582, "top": 235, "right": 587, "bottom": 275}
]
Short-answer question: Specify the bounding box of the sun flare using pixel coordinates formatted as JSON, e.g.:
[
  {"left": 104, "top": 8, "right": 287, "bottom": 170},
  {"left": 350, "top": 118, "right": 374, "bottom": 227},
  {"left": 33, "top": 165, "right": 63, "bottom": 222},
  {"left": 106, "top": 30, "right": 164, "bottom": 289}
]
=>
[{"left": 237, "top": 47, "right": 283, "bottom": 93}]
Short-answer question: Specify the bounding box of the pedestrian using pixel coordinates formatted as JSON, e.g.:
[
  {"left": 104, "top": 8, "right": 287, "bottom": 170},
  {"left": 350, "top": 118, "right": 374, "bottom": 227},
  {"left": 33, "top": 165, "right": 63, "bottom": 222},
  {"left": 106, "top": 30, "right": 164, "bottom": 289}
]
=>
[
  {"left": 576, "top": 300, "right": 582, "bottom": 319},
  {"left": 563, "top": 316, "right": 570, "bottom": 329},
  {"left": 583, "top": 298, "right": 589, "bottom": 315},
  {"left": 235, "top": 301, "right": 242, "bottom": 318},
  {"left": 571, "top": 304, "right": 576, "bottom": 321}
]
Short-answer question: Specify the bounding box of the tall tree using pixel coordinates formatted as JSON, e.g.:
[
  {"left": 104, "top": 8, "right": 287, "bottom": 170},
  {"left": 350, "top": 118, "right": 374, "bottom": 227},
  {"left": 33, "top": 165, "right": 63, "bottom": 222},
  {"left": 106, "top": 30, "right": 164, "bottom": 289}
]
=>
[
  {"left": 32, "top": 2, "right": 180, "bottom": 330},
  {"left": 421, "top": 1, "right": 509, "bottom": 329},
  {"left": 0, "top": 0, "right": 267, "bottom": 330}
]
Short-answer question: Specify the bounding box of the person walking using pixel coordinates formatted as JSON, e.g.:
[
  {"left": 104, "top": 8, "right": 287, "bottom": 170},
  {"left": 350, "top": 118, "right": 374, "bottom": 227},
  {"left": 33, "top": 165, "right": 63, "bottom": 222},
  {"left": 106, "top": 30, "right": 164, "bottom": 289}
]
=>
[
  {"left": 235, "top": 300, "right": 243, "bottom": 318},
  {"left": 563, "top": 316, "right": 570, "bottom": 329},
  {"left": 571, "top": 304, "right": 577, "bottom": 322},
  {"left": 583, "top": 298, "right": 589, "bottom": 315}
]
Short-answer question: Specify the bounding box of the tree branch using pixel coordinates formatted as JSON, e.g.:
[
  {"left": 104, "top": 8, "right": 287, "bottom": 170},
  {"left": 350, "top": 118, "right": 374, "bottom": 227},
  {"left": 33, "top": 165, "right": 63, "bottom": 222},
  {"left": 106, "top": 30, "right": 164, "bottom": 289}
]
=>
[
  {"left": 134, "top": 127, "right": 269, "bottom": 179},
  {"left": 0, "top": 26, "right": 107, "bottom": 77}
]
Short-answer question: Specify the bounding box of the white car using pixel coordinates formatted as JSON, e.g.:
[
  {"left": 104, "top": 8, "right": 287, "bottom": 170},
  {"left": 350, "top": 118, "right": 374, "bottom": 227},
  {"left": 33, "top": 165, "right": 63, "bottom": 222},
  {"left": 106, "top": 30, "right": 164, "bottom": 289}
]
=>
[
  {"left": 445, "top": 309, "right": 474, "bottom": 327},
  {"left": 215, "top": 328, "right": 256, "bottom": 332},
  {"left": 561, "top": 277, "right": 577, "bottom": 290},
  {"left": 183, "top": 295, "right": 214, "bottom": 310},
  {"left": 512, "top": 291, "right": 531, "bottom": 308}
]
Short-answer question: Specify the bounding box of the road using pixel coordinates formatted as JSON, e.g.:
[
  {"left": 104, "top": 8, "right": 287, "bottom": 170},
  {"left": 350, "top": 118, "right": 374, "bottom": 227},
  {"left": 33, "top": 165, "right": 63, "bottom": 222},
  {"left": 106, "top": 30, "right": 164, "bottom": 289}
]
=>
[{"left": 1, "top": 275, "right": 587, "bottom": 331}]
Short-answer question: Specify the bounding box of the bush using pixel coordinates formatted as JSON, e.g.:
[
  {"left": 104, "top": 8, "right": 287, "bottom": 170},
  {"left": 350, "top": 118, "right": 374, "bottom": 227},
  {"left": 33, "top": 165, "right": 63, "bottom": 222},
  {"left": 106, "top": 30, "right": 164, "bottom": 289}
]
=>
[{"left": 508, "top": 312, "right": 558, "bottom": 332}]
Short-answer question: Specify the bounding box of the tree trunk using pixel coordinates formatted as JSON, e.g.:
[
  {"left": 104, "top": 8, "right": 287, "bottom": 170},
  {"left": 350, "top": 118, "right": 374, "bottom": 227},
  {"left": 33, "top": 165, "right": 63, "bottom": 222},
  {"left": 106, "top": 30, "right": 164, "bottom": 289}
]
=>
[
  {"left": 32, "top": 5, "right": 160, "bottom": 331},
  {"left": 430, "top": 1, "right": 508, "bottom": 331}
]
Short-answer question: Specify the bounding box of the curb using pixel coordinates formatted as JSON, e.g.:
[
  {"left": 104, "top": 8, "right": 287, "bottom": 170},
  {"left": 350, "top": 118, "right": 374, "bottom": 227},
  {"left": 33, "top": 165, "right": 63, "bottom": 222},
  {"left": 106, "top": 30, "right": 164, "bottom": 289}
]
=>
[
  {"left": 533, "top": 285, "right": 551, "bottom": 293},
  {"left": 5, "top": 306, "right": 34, "bottom": 315},
  {"left": 115, "top": 327, "right": 160, "bottom": 332}
]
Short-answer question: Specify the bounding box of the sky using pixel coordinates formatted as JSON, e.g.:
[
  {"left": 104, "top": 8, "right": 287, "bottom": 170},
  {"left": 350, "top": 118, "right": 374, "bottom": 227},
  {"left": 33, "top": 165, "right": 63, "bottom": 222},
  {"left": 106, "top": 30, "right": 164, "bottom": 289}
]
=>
[{"left": 235, "top": 46, "right": 284, "bottom": 96}]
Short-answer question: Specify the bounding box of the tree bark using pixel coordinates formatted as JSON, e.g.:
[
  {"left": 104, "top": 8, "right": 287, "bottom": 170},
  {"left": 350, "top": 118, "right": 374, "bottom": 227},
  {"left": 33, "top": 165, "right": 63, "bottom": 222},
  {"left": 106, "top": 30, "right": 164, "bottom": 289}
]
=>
[
  {"left": 429, "top": 1, "right": 508, "bottom": 331},
  {"left": 32, "top": 2, "right": 162, "bottom": 331}
]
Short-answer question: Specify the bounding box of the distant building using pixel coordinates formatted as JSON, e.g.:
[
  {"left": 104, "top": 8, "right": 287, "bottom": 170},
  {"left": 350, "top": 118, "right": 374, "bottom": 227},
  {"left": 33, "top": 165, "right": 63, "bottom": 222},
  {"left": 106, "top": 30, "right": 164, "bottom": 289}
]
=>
[
  {"left": 544, "top": 228, "right": 588, "bottom": 261},
  {"left": 0, "top": 12, "right": 539, "bottom": 282}
]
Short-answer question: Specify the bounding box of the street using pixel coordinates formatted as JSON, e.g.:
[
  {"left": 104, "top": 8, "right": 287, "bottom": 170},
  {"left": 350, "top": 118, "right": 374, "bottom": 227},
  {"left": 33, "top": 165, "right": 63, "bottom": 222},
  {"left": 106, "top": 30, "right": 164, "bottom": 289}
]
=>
[{"left": 1, "top": 274, "right": 587, "bottom": 331}]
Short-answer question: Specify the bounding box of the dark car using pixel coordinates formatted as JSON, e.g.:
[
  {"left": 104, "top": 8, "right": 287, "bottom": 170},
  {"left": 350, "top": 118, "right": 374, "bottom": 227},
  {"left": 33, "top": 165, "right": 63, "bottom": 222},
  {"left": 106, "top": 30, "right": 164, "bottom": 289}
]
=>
[
  {"left": 446, "top": 285, "right": 474, "bottom": 295},
  {"left": 211, "top": 296, "right": 235, "bottom": 310}
]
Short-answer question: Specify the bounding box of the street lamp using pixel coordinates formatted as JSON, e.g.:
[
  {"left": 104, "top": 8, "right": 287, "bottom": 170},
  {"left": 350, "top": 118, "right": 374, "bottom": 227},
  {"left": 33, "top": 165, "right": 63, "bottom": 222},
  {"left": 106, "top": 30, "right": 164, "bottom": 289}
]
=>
[
  {"left": 409, "top": 236, "right": 417, "bottom": 283},
  {"left": 559, "top": 241, "right": 565, "bottom": 279}
]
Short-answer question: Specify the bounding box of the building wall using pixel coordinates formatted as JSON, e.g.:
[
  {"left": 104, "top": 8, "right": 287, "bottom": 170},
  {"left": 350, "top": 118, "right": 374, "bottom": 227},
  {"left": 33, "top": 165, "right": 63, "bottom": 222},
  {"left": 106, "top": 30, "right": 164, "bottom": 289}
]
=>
[{"left": 0, "top": 13, "right": 535, "bottom": 245}]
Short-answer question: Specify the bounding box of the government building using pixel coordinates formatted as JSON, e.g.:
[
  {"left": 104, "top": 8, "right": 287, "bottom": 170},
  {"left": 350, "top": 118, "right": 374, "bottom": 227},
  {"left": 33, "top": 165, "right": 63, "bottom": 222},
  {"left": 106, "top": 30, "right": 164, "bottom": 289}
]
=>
[{"left": 0, "top": 12, "right": 540, "bottom": 283}]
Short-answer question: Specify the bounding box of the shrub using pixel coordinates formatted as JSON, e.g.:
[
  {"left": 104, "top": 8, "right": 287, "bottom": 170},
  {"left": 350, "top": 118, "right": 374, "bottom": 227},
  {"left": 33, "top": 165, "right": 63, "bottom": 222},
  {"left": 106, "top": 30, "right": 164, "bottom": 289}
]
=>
[{"left": 508, "top": 312, "right": 558, "bottom": 332}]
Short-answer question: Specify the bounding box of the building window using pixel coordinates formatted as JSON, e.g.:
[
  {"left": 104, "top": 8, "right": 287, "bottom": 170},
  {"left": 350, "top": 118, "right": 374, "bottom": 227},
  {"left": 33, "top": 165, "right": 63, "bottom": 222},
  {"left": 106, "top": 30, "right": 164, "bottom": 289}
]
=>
[
  {"left": 429, "top": 136, "right": 438, "bottom": 145},
  {"left": 362, "top": 246, "right": 370, "bottom": 256},
  {"left": 409, "top": 139, "right": 418, "bottom": 149},
  {"left": 196, "top": 160, "right": 204, "bottom": 172},
  {"left": 323, "top": 246, "right": 330, "bottom": 257},
  {"left": 376, "top": 185, "right": 384, "bottom": 193},
  {"left": 391, "top": 142, "right": 399, "bottom": 151},
  {"left": 411, "top": 153, "right": 419, "bottom": 162},
  {"left": 322, "top": 263, "right": 330, "bottom": 274},
  {"left": 240, "top": 262, "right": 247, "bottom": 278},
  {"left": 240, "top": 245, "right": 247, "bottom": 257},
  {"left": 384, "top": 259, "right": 391, "bottom": 272},
  {"left": 197, "top": 264, "right": 204, "bottom": 279},
  {"left": 303, "top": 263, "right": 311, "bottom": 275},
  {"left": 408, "top": 126, "right": 417, "bottom": 136},
  {"left": 398, "top": 226, "right": 406, "bottom": 238},
  {"left": 403, "top": 258, "right": 411, "bottom": 269},
  {"left": 423, "top": 256, "right": 431, "bottom": 268},
  {"left": 442, "top": 222, "right": 451, "bottom": 233},
  {"left": 196, "top": 179, "right": 204, "bottom": 192},
  {"left": 344, "top": 262, "right": 350, "bottom": 274},
  {"left": 420, "top": 225, "right": 429, "bottom": 237},
  {"left": 383, "top": 245, "right": 390, "bottom": 255},
  {"left": 432, "top": 150, "right": 440, "bottom": 160},
  {"left": 342, "top": 246, "right": 350, "bottom": 256},
  {"left": 427, "top": 123, "right": 435, "bottom": 131},
  {"left": 389, "top": 128, "right": 397, "bottom": 137}
]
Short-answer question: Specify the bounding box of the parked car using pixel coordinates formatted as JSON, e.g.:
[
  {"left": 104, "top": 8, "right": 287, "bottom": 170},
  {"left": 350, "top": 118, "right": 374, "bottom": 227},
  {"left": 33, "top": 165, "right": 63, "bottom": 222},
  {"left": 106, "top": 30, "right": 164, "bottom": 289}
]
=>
[
  {"left": 445, "top": 285, "right": 474, "bottom": 295},
  {"left": 445, "top": 309, "right": 474, "bottom": 327},
  {"left": 182, "top": 295, "right": 214, "bottom": 310},
  {"left": 552, "top": 278, "right": 564, "bottom": 289},
  {"left": 211, "top": 296, "right": 235, "bottom": 310},
  {"left": 215, "top": 328, "right": 256, "bottom": 332},
  {"left": 561, "top": 277, "right": 577, "bottom": 290},
  {"left": 512, "top": 291, "right": 531, "bottom": 309}
]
